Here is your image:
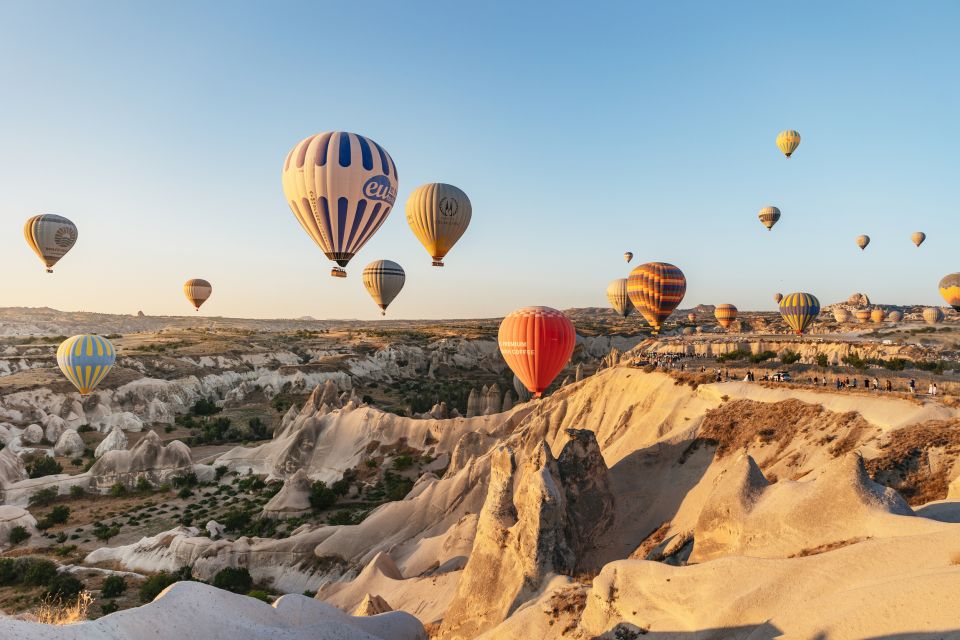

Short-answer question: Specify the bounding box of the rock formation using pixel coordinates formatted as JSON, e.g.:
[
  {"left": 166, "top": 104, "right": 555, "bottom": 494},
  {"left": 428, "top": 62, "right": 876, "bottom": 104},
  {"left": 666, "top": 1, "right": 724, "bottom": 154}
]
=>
[
  {"left": 353, "top": 593, "right": 393, "bottom": 616},
  {"left": 53, "top": 428, "right": 85, "bottom": 457},
  {"left": 22, "top": 424, "right": 42, "bottom": 444},
  {"left": 465, "top": 389, "right": 480, "bottom": 418},
  {"left": 482, "top": 384, "right": 500, "bottom": 415},
  {"left": 88, "top": 431, "right": 193, "bottom": 490},
  {"left": 847, "top": 292, "right": 871, "bottom": 307},
  {"left": 574, "top": 363, "right": 583, "bottom": 382},
  {"left": 95, "top": 426, "right": 129, "bottom": 458},
  {"left": 501, "top": 391, "right": 513, "bottom": 413},
  {"left": 262, "top": 469, "right": 313, "bottom": 518},
  {"left": 0, "top": 505, "right": 38, "bottom": 546}
]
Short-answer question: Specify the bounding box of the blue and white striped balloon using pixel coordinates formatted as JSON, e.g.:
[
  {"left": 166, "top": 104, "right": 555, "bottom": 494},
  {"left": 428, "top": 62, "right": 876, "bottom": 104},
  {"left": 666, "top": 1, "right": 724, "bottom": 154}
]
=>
[
  {"left": 57, "top": 335, "right": 116, "bottom": 395},
  {"left": 282, "top": 132, "right": 398, "bottom": 277}
]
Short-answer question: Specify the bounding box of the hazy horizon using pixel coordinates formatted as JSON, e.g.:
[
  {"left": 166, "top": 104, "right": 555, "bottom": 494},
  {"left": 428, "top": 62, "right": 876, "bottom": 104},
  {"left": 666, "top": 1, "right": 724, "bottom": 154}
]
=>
[{"left": 2, "top": 2, "right": 958, "bottom": 320}]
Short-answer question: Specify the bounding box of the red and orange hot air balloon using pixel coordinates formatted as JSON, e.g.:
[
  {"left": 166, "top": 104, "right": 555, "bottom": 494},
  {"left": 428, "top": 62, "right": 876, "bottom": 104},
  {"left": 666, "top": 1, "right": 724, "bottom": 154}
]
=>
[{"left": 498, "top": 306, "right": 576, "bottom": 398}]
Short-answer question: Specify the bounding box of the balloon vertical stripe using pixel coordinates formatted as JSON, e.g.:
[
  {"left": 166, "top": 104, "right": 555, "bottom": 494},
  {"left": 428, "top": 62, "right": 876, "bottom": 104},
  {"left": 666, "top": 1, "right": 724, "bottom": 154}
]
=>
[{"left": 626, "top": 262, "right": 687, "bottom": 333}]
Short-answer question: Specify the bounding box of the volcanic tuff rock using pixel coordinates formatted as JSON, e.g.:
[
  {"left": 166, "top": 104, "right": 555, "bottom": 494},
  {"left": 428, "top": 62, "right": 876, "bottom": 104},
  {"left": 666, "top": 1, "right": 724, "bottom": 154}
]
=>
[
  {"left": 439, "top": 430, "right": 614, "bottom": 639},
  {"left": 88, "top": 431, "right": 193, "bottom": 489},
  {"left": 53, "top": 428, "right": 85, "bottom": 457},
  {"left": 353, "top": 593, "right": 393, "bottom": 616},
  {"left": 0, "top": 505, "right": 38, "bottom": 546},
  {"left": 262, "top": 468, "right": 313, "bottom": 518},
  {"left": 94, "top": 425, "right": 129, "bottom": 458},
  {"left": 847, "top": 292, "right": 871, "bottom": 307}
]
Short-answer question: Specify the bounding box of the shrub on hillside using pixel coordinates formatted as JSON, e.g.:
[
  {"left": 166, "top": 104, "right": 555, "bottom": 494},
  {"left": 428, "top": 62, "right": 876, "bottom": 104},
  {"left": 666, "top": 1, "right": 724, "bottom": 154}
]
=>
[{"left": 211, "top": 567, "right": 252, "bottom": 594}]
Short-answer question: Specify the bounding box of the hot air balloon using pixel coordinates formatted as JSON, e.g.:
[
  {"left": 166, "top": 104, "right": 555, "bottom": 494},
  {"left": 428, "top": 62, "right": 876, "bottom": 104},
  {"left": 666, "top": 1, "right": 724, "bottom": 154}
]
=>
[
  {"left": 938, "top": 273, "right": 960, "bottom": 311},
  {"left": 855, "top": 309, "right": 871, "bottom": 324},
  {"left": 776, "top": 130, "right": 801, "bottom": 158},
  {"left": 856, "top": 235, "right": 870, "bottom": 251},
  {"left": 886, "top": 310, "right": 903, "bottom": 322},
  {"left": 627, "top": 262, "right": 686, "bottom": 334},
  {"left": 833, "top": 309, "right": 851, "bottom": 323},
  {"left": 774, "top": 292, "right": 783, "bottom": 304},
  {"left": 714, "top": 304, "right": 738, "bottom": 329},
  {"left": 405, "top": 183, "right": 471, "bottom": 267},
  {"left": 57, "top": 335, "right": 115, "bottom": 395},
  {"left": 624, "top": 251, "right": 633, "bottom": 263},
  {"left": 23, "top": 215, "right": 78, "bottom": 273},
  {"left": 498, "top": 307, "right": 575, "bottom": 398},
  {"left": 758, "top": 206, "right": 781, "bottom": 231},
  {"left": 606, "top": 279, "right": 633, "bottom": 318},
  {"left": 779, "top": 293, "right": 820, "bottom": 335},
  {"left": 870, "top": 308, "right": 886, "bottom": 323},
  {"left": 687, "top": 312, "right": 696, "bottom": 322},
  {"left": 281, "top": 132, "right": 397, "bottom": 278},
  {"left": 362, "top": 260, "right": 405, "bottom": 315},
  {"left": 183, "top": 279, "right": 212, "bottom": 311},
  {"left": 682, "top": 327, "right": 694, "bottom": 335},
  {"left": 911, "top": 232, "right": 926, "bottom": 247},
  {"left": 923, "top": 307, "right": 944, "bottom": 325}
]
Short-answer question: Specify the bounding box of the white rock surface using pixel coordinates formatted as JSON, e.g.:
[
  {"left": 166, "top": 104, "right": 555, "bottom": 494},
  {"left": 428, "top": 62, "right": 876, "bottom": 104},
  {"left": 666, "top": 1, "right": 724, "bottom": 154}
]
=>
[
  {"left": 0, "top": 581, "right": 426, "bottom": 639},
  {"left": 95, "top": 426, "right": 129, "bottom": 458},
  {"left": 53, "top": 428, "right": 86, "bottom": 457},
  {"left": 21, "top": 423, "right": 43, "bottom": 444},
  {"left": 0, "top": 505, "right": 39, "bottom": 546}
]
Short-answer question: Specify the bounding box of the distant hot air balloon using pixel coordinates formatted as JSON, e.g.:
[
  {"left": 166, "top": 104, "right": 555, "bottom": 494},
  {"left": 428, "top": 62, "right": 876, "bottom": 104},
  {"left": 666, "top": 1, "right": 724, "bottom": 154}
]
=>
[
  {"left": 833, "top": 308, "right": 851, "bottom": 323},
  {"left": 870, "top": 308, "right": 886, "bottom": 323},
  {"left": 24, "top": 215, "right": 78, "bottom": 273},
  {"left": 886, "top": 310, "right": 903, "bottom": 322},
  {"left": 758, "top": 206, "right": 781, "bottom": 231},
  {"left": 776, "top": 130, "right": 801, "bottom": 158},
  {"left": 938, "top": 273, "right": 960, "bottom": 311},
  {"left": 362, "top": 260, "right": 405, "bottom": 315},
  {"left": 498, "top": 307, "right": 575, "bottom": 398},
  {"left": 682, "top": 327, "right": 694, "bottom": 335},
  {"left": 606, "top": 279, "right": 633, "bottom": 318},
  {"left": 627, "top": 262, "right": 687, "bottom": 334},
  {"left": 687, "top": 312, "right": 696, "bottom": 323},
  {"left": 405, "top": 183, "right": 471, "bottom": 267},
  {"left": 774, "top": 292, "right": 783, "bottom": 304},
  {"left": 714, "top": 304, "right": 738, "bottom": 329},
  {"left": 779, "top": 293, "right": 820, "bottom": 335},
  {"left": 855, "top": 309, "right": 871, "bottom": 324},
  {"left": 183, "top": 279, "right": 212, "bottom": 311},
  {"left": 856, "top": 235, "right": 870, "bottom": 251},
  {"left": 281, "top": 132, "right": 397, "bottom": 278},
  {"left": 57, "top": 335, "right": 116, "bottom": 395},
  {"left": 624, "top": 251, "right": 633, "bottom": 263},
  {"left": 923, "top": 307, "right": 944, "bottom": 325},
  {"left": 911, "top": 232, "right": 926, "bottom": 247}
]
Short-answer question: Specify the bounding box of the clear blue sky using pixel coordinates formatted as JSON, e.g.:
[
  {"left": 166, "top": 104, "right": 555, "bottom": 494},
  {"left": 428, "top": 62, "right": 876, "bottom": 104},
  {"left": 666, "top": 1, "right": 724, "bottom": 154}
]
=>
[{"left": 0, "top": 1, "right": 957, "bottom": 320}]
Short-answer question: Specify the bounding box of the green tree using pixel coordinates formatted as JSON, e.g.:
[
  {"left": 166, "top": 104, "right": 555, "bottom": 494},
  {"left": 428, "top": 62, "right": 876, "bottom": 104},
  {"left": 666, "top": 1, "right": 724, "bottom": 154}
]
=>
[
  {"left": 211, "top": 567, "right": 252, "bottom": 594},
  {"left": 101, "top": 575, "right": 127, "bottom": 598},
  {"left": 8, "top": 526, "right": 30, "bottom": 545},
  {"left": 308, "top": 481, "right": 336, "bottom": 512}
]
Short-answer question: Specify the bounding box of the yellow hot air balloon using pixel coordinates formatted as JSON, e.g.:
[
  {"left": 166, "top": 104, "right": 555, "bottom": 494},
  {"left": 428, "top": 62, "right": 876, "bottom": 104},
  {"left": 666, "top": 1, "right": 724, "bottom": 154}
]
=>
[
  {"left": 282, "top": 132, "right": 398, "bottom": 278},
  {"left": 870, "top": 308, "right": 886, "bottom": 323},
  {"left": 606, "top": 278, "right": 633, "bottom": 318},
  {"left": 687, "top": 312, "right": 696, "bottom": 323},
  {"left": 714, "top": 304, "right": 738, "bottom": 329},
  {"left": 758, "top": 206, "right": 781, "bottom": 231},
  {"left": 779, "top": 292, "right": 820, "bottom": 335},
  {"left": 938, "top": 273, "right": 960, "bottom": 311},
  {"left": 183, "top": 279, "right": 212, "bottom": 311},
  {"left": 911, "top": 232, "right": 926, "bottom": 247},
  {"left": 405, "top": 183, "right": 471, "bottom": 267},
  {"left": 24, "top": 214, "right": 78, "bottom": 273},
  {"left": 626, "top": 262, "right": 687, "bottom": 334},
  {"left": 776, "top": 130, "right": 801, "bottom": 158},
  {"left": 362, "top": 260, "right": 405, "bottom": 315},
  {"left": 624, "top": 251, "right": 633, "bottom": 263},
  {"left": 923, "top": 307, "right": 944, "bottom": 325},
  {"left": 856, "top": 235, "right": 870, "bottom": 251},
  {"left": 57, "top": 335, "right": 116, "bottom": 395}
]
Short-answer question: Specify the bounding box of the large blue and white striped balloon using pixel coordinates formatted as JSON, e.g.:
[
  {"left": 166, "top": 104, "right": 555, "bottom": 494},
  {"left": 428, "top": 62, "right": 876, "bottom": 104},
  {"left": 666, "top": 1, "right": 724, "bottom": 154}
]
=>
[
  {"left": 282, "top": 132, "right": 398, "bottom": 277},
  {"left": 57, "top": 335, "right": 116, "bottom": 395}
]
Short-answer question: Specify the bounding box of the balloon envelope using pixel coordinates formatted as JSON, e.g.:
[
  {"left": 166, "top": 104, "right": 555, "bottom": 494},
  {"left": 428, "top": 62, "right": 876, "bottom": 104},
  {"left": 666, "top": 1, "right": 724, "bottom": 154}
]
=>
[
  {"left": 776, "top": 130, "right": 801, "bottom": 158},
  {"left": 886, "top": 310, "right": 903, "bottom": 322},
  {"left": 183, "top": 279, "right": 212, "bottom": 311},
  {"left": 24, "top": 214, "right": 78, "bottom": 273},
  {"left": 624, "top": 251, "right": 633, "bottom": 263},
  {"left": 938, "top": 273, "right": 960, "bottom": 311},
  {"left": 498, "top": 307, "right": 575, "bottom": 398},
  {"left": 282, "top": 132, "right": 397, "bottom": 277},
  {"left": 779, "top": 292, "right": 820, "bottom": 335},
  {"left": 855, "top": 310, "right": 871, "bottom": 323},
  {"left": 606, "top": 278, "right": 633, "bottom": 318},
  {"left": 758, "top": 206, "right": 781, "bottom": 231},
  {"left": 911, "top": 232, "right": 926, "bottom": 247},
  {"left": 405, "top": 183, "right": 471, "bottom": 266},
  {"left": 774, "top": 292, "right": 783, "bottom": 304},
  {"left": 714, "top": 304, "right": 738, "bottom": 329},
  {"left": 870, "top": 308, "right": 886, "bottom": 323},
  {"left": 923, "top": 307, "right": 944, "bottom": 325},
  {"left": 687, "top": 312, "right": 696, "bottom": 322},
  {"left": 362, "top": 260, "right": 405, "bottom": 315},
  {"left": 856, "top": 235, "right": 870, "bottom": 251},
  {"left": 57, "top": 335, "right": 116, "bottom": 395},
  {"left": 833, "top": 309, "right": 851, "bottom": 323},
  {"left": 627, "top": 262, "right": 686, "bottom": 333}
]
